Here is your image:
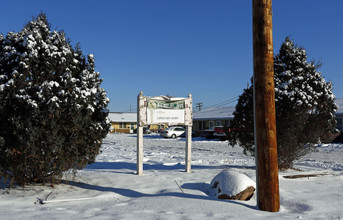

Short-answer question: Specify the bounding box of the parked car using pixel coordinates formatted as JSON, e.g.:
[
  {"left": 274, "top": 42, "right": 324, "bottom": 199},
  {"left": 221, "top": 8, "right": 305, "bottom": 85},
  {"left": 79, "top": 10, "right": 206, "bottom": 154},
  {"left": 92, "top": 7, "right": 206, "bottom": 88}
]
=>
[
  {"left": 133, "top": 127, "right": 152, "bottom": 134},
  {"left": 213, "top": 126, "right": 229, "bottom": 140},
  {"left": 180, "top": 130, "right": 197, "bottom": 138},
  {"left": 200, "top": 129, "right": 215, "bottom": 139},
  {"left": 160, "top": 126, "right": 185, "bottom": 138},
  {"left": 213, "top": 126, "right": 226, "bottom": 137}
]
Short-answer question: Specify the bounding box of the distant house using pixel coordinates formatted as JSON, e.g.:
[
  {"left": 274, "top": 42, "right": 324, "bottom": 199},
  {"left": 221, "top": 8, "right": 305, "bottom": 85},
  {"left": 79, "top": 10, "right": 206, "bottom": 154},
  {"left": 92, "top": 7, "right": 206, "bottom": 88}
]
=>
[
  {"left": 108, "top": 112, "right": 137, "bottom": 133},
  {"left": 108, "top": 112, "right": 168, "bottom": 133},
  {"left": 192, "top": 98, "right": 343, "bottom": 134},
  {"left": 192, "top": 106, "right": 235, "bottom": 135}
]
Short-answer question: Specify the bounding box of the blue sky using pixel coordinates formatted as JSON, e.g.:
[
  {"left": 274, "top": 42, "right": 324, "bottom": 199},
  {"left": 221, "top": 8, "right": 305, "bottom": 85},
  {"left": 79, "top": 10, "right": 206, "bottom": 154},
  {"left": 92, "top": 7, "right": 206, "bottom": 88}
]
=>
[{"left": 1, "top": 0, "right": 342, "bottom": 112}]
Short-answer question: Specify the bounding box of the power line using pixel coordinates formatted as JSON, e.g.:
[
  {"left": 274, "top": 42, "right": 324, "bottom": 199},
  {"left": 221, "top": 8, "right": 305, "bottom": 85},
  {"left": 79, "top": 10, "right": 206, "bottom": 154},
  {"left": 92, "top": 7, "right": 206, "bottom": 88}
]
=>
[
  {"left": 202, "top": 96, "right": 239, "bottom": 110},
  {"left": 117, "top": 95, "right": 239, "bottom": 113}
]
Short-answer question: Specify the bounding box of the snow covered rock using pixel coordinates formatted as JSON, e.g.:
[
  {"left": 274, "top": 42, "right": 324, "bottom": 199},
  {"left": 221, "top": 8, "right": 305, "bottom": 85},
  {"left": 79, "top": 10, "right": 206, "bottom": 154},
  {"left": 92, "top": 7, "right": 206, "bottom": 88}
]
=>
[{"left": 210, "top": 170, "right": 256, "bottom": 201}]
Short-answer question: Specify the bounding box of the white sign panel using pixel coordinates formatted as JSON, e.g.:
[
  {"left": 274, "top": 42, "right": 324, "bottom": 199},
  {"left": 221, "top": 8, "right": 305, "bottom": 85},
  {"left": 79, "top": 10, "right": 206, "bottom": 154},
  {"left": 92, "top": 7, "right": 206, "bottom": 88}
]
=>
[
  {"left": 147, "top": 108, "right": 185, "bottom": 124},
  {"left": 137, "top": 93, "right": 192, "bottom": 126},
  {"left": 147, "top": 99, "right": 185, "bottom": 125}
]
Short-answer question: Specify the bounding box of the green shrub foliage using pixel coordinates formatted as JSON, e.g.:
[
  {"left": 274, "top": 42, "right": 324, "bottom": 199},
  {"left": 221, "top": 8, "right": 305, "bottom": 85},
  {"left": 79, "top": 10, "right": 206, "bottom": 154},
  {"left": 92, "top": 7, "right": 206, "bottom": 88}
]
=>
[
  {"left": 227, "top": 37, "right": 337, "bottom": 170},
  {"left": 0, "top": 13, "right": 110, "bottom": 185}
]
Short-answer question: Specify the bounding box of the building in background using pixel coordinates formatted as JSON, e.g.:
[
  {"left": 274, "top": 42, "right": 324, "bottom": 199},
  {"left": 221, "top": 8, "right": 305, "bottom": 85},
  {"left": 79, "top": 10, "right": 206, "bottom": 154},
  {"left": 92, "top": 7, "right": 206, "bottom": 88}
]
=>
[
  {"left": 108, "top": 112, "right": 168, "bottom": 133},
  {"left": 192, "top": 106, "right": 235, "bottom": 136},
  {"left": 108, "top": 98, "right": 343, "bottom": 134},
  {"left": 108, "top": 112, "right": 137, "bottom": 133}
]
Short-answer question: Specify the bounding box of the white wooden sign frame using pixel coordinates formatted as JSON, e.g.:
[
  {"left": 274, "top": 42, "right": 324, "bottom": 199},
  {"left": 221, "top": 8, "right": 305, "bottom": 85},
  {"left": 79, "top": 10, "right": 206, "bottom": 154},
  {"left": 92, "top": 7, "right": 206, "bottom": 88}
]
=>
[{"left": 137, "top": 91, "right": 193, "bottom": 175}]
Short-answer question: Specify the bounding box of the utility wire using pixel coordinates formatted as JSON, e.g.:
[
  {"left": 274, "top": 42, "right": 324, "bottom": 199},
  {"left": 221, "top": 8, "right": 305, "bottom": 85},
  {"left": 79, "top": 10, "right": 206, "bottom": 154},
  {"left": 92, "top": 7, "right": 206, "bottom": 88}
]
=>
[
  {"left": 118, "top": 96, "right": 239, "bottom": 112},
  {"left": 202, "top": 96, "right": 239, "bottom": 110}
]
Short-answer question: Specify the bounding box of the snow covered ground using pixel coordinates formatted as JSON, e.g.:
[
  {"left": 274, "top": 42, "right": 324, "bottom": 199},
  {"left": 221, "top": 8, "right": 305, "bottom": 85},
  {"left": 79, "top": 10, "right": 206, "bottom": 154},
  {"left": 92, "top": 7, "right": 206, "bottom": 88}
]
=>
[{"left": 1, "top": 133, "right": 342, "bottom": 219}]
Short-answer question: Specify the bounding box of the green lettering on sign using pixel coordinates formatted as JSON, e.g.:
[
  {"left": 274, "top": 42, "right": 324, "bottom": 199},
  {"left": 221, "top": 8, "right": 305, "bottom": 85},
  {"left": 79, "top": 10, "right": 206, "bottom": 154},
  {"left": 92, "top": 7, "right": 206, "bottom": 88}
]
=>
[{"left": 148, "top": 100, "right": 185, "bottom": 110}]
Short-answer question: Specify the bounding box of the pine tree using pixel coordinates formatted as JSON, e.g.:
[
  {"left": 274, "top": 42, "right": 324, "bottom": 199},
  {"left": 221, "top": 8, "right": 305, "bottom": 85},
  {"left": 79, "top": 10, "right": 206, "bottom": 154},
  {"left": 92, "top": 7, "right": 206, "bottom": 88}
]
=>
[
  {"left": 227, "top": 37, "right": 337, "bottom": 169},
  {"left": 0, "top": 13, "right": 110, "bottom": 185}
]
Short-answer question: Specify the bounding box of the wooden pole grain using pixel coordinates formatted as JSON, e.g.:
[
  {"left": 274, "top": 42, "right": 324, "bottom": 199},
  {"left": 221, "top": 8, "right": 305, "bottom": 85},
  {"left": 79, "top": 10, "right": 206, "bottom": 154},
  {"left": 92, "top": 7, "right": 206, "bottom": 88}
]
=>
[{"left": 252, "top": 0, "right": 280, "bottom": 212}]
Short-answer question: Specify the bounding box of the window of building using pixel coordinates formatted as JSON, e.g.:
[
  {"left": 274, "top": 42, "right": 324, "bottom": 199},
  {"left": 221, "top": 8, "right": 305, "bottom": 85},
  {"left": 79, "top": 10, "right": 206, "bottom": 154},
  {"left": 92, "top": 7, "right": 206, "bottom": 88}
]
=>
[
  {"left": 120, "top": 122, "right": 126, "bottom": 129},
  {"left": 225, "top": 120, "right": 232, "bottom": 127},
  {"left": 198, "top": 121, "right": 206, "bottom": 130},
  {"left": 129, "top": 123, "right": 135, "bottom": 130},
  {"left": 209, "top": 121, "right": 214, "bottom": 130}
]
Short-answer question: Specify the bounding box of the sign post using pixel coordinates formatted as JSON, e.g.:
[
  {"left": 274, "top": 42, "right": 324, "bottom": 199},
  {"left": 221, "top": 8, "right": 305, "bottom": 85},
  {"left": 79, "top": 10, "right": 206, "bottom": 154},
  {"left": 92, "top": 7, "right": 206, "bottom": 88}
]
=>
[
  {"left": 185, "top": 125, "right": 192, "bottom": 173},
  {"left": 136, "top": 92, "right": 193, "bottom": 175},
  {"left": 137, "top": 92, "right": 145, "bottom": 176}
]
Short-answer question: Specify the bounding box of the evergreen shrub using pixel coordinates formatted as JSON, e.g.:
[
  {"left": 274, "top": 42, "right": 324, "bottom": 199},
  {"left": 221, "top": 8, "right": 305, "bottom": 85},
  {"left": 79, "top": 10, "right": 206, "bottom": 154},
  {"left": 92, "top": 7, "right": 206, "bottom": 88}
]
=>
[
  {"left": 0, "top": 13, "right": 110, "bottom": 185},
  {"left": 227, "top": 37, "right": 337, "bottom": 170}
]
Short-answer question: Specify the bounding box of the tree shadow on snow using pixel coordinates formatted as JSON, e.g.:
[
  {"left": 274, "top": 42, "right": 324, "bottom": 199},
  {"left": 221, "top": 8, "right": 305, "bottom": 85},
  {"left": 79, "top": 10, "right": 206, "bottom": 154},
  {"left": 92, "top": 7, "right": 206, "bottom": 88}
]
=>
[
  {"left": 62, "top": 179, "right": 258, "bottom": 210},
  {"left": 181, "top": 182, "right": 210, "bottom": 195},
  {"left": 85, "top": 161, "right": 255, "bottom": 173},
  {"left": 0, "top": 181, "right": 8, "bottom": 190}
]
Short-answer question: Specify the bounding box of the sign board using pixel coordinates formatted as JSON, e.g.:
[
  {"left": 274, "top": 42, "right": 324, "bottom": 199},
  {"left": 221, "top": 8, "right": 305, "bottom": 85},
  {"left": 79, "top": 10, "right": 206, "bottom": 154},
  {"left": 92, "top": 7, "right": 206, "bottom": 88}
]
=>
[
  {"left": 147, "top": 99, "right": 185, "bottom": 124},
  {"left": 136, "top": 92, "right": 193, "bottom": 175},
  {"left": 138, "top": 93, "right": 192, "bottom": 126}
]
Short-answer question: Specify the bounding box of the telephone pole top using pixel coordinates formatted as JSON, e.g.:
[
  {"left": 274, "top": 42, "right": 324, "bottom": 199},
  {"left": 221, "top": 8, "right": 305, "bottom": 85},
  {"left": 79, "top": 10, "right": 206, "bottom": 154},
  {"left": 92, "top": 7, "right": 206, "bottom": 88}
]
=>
[{"left": 196, "top": 102, "right": 203, "bottom": 111}]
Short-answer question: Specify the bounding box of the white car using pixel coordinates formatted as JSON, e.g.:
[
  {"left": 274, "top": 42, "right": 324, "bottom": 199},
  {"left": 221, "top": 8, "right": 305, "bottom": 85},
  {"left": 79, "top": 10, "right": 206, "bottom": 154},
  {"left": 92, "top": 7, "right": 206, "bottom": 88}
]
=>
[{"left": 159, "top": 126, "right": 185, "bottom": 138}]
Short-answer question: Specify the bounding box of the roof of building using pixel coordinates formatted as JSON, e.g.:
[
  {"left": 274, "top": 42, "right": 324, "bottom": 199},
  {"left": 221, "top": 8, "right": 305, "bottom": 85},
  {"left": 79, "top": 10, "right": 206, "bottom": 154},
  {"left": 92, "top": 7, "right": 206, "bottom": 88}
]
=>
[
  {"left": 108, "top": 112, "right": 136, "bottom": 123},
  {"left": 193, "top": 98, "right": 343, "bottom": 120},
  {"left": 193, "top": 106, "right": 235, "bottom": 120},
  {"left": 108, "top": 98, "right": 343, "bottom": 122}
]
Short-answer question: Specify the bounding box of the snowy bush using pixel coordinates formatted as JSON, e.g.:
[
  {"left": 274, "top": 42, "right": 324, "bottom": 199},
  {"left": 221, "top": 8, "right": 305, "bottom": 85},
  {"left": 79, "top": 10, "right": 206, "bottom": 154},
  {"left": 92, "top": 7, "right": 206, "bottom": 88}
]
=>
[
  {"left": 0, "top": 13, "right": 110, "bottom": 185},
  {"left": 227, "top": 37, "right": 337, "bottom": 170}
]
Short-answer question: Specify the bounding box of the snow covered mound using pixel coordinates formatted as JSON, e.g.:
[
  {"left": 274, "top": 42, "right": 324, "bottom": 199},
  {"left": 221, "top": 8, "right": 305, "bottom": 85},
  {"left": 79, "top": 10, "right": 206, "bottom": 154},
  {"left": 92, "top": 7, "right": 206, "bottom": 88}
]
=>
[{"left": 210, "top": 170, "right": 256, "bottom": 200}]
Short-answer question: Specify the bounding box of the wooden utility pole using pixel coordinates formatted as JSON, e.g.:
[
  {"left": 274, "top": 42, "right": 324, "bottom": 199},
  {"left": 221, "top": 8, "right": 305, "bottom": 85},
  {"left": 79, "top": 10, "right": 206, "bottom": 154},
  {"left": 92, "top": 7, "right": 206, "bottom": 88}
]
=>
[{"left": 252, "top": 0, "right": 280, "bottom": 212}]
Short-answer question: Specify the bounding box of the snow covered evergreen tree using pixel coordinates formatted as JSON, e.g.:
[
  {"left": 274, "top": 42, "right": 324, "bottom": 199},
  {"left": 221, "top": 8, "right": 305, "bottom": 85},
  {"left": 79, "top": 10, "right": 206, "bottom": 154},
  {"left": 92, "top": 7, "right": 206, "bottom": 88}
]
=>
[
  {"left": 0, "top": 13, "right": 110, "bottom": 185},
  {"left": 227, "top": 37, "right": 337, "bottom": 169}
]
